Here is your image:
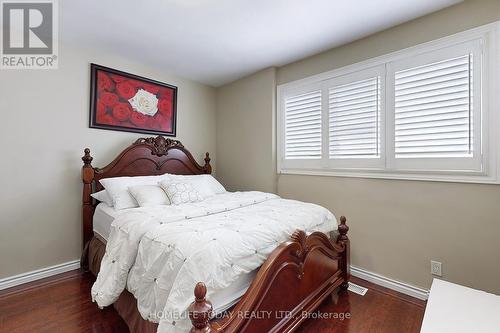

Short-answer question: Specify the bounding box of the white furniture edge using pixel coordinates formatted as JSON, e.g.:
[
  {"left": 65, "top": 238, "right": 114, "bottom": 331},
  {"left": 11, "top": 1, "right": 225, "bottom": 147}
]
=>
[
  {"left": 350, "top": 265, "right": 429, "bottom": 300},
  {"left": 0, "top": 260, "right": 80, "bottom": 291}
]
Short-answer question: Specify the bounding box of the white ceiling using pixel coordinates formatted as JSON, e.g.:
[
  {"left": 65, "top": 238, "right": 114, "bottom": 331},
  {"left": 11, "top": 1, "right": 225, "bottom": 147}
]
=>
[{"left": 61, "top": 0, "right": 462, "bottom": 87}]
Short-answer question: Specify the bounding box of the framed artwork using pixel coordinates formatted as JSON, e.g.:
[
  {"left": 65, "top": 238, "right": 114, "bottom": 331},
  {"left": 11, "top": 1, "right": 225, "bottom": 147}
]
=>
[{"left": 89, "top": 63, "right": 177, "bottom": 136}]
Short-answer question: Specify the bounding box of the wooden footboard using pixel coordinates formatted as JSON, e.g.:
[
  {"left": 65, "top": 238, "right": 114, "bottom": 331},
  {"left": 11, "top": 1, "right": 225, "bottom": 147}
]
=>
[{"left": 189, "top": 217, "right": 350, "bottom": 333}]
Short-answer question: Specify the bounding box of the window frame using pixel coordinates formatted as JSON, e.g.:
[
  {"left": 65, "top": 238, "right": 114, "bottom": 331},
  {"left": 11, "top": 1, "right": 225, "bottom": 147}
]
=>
[{"left": 277, "top": 21, "right": 500, "bottom": 184}]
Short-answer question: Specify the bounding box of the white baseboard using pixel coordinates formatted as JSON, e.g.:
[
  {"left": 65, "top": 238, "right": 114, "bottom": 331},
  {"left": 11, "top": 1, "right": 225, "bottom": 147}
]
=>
[
  {"left": 350, "top": 265, "right": 429, "bottom": 300},
  {"left": 0, "top": 260, "right": 80, "bottom": 291},
  {"left": 0, "top": 260, "right": 428, "bottom": 300}
]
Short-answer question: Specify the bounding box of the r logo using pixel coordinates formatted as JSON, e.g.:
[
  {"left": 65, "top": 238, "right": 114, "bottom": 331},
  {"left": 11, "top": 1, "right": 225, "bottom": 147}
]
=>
[{"left": 2, "top": 2, "right": 53, "bottom": 54}]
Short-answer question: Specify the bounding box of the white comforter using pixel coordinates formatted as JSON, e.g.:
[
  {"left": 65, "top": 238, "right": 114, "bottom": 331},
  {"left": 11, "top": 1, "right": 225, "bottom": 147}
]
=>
[{"left": 91, "top": 191, "right": 336, "bottom": 333}]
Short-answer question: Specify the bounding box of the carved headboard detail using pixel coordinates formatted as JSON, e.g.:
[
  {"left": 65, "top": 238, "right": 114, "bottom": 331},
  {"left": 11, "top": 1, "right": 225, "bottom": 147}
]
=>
[
  {"left": 81, "top": 136, "right": 212, "bottom": 252},
  {"left": 134, "top": 136, "right": 184, "bottom": 157}
]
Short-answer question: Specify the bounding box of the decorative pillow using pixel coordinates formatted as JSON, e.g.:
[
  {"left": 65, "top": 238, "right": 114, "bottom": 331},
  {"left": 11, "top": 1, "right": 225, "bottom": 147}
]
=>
[
  {"left": 129, "top": 185, "right": 170, "bottom": 207},
  {"left": 160, "top": 181, "right": 204, "bottom": 205},
  {"left": 166, "top": 174, "right": 226, "bottom": 198},
  {"left": 100, "top": 175, "right": 166, "bottom": 210},
  {"left": 91, "top": 190, "right": 113, "bottom": 207}
]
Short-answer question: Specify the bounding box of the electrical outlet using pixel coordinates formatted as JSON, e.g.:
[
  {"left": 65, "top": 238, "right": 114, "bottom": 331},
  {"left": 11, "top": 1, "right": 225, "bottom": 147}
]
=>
[{"left": 431, "top": 260, "right": 442, "bottom": 277}]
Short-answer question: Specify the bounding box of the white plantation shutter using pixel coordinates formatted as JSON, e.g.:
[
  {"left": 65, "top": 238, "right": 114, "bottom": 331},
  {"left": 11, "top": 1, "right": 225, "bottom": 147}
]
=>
[
  {"left": 279, "top": 35, "right": 488, "bottom": 179},
  {"left": 284, "top": 90, "right": 322, "bottom": 159},
  {"left": 329, "top": 77, "right": 380, "bottom": 158},
  {"left": 394, "top": 55, "right": 473, "bottom": 158}
]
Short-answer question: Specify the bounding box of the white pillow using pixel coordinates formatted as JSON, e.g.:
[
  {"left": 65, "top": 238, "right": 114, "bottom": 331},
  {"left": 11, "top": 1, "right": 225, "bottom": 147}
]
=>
[
  {"left": 129, "top": 185, "right": 170, "bottom": 207},
  {"left": 100, "top": 175, "right": 166, "bottom": 210},
  {"left": 160, "top": 181, "right": 204, "bottom": 205},
  {"left": 166, "top": 174, "right": 226, "bottom": 198},
  {"left": 91, "top": 190, "right": 113, "bottom": 207},
  {"left": 204, "top": 175, "right": 226, "bottom": 194}
]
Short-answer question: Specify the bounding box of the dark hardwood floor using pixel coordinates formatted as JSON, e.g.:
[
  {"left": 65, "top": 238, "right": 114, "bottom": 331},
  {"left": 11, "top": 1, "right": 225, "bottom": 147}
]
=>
[{"left": 0, "top": 270, "right": 426, "bottom": 333}]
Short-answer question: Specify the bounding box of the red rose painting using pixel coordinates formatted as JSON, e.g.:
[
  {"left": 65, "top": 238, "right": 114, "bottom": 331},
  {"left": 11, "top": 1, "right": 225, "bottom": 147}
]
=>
[
  {"left": 90, "top": 64, "right": 177, "bottom": 136},
  {"left": 100, "top": 92, "right": 119, "bottom": 107},
  {"left": 116, "top": 81, "right": 137, "bottom": 99}
]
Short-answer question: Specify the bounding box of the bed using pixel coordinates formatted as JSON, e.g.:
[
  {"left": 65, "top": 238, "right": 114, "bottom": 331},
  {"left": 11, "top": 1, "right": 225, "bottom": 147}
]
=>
[{"left": 81, "top": 136, "right": 350, "bottom": 333}]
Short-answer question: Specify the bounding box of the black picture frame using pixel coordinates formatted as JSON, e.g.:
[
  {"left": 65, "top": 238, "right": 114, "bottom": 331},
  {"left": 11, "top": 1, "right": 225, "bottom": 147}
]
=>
[{"left": 89, "top": 63, "right": 177, "bottom": 136}]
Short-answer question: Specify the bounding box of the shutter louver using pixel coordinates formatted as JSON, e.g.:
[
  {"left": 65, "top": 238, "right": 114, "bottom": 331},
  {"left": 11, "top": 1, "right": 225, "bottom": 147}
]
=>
[
  {"left": 284, "top": 90, "right": 322, "bottom": 159},
  {"left": 395, "top": 55, "right": 473, "bottom": 158},
  {"left": 329, "top": 77, "right": 380, "bottom": 158}
]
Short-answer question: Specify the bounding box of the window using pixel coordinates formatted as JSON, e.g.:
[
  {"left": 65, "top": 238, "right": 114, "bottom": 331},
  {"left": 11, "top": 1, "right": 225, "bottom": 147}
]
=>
[
  {"left": 284, "top": 90, "right": 322, "bottom": 160},
  {"left": 388, "top": 40, "right": 483, "bottom": 173},
  {"left": 329, "top": 77, "right": 380, "bottom": 159},
  {"left": 326, "top": 66, "right": 385, "bottom": 169},
  {"left": 278, "top": 23, "right": 499, "bottom": 183},
  {"left": 394, "top": 56, "right": 473, "bottom": 160}
]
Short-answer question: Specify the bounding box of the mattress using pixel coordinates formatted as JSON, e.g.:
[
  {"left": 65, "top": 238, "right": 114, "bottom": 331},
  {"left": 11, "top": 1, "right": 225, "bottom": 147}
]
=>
[
  {"left": 91, "top": 203, "right": 257, "bottom": 313},
  {"left": 93, "top": 202, "right": 120, "bottom": 241}
]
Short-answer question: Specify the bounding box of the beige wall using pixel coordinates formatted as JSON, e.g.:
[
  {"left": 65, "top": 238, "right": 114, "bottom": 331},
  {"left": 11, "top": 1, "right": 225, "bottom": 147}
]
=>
[
  {"left": 277, "top": 0, "right": 500, "bottom": 85},
  {"left": 216, "top": 67, "right": 277, "bottom": 193},
  {"left": 278, "top": 176, "right": 500, "bottom": 293},
  {"left": 217, "top": 0, "right": 500, "bottom": 293},
  {"left": 0, "top": 43, "right": 216, "bottom": 279}
]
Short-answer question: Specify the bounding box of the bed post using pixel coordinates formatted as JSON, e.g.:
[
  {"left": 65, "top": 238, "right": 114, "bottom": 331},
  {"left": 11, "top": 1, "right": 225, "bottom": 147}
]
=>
[
  {"left": 337, "top": 216, "right": 350, "bottom": 291},
  {"left": 204, "top": 152, "right": 212, "bottom": 174},
  {"left": 188, "top": 282, "right": 215, "bottom": 333},
  {"left": 81, "top": 148, "right": 95, "bottom": 269}
]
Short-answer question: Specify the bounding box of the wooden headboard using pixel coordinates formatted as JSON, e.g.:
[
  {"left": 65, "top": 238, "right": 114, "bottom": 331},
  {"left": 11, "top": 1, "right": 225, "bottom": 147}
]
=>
[{"left": 81, "top": 136, "right": 212, "bottom": 250}]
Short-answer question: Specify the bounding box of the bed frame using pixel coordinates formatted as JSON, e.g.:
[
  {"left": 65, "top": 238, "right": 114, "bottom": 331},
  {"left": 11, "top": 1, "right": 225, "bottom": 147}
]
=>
[{"left": 81, "top": 136, "right": 350, "bottom": 333}]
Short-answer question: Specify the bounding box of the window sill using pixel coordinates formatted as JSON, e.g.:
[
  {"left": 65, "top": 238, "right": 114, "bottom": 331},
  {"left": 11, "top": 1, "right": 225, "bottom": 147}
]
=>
[{"left": 278, "top": 168, "right": 499, "bottom": 185}]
